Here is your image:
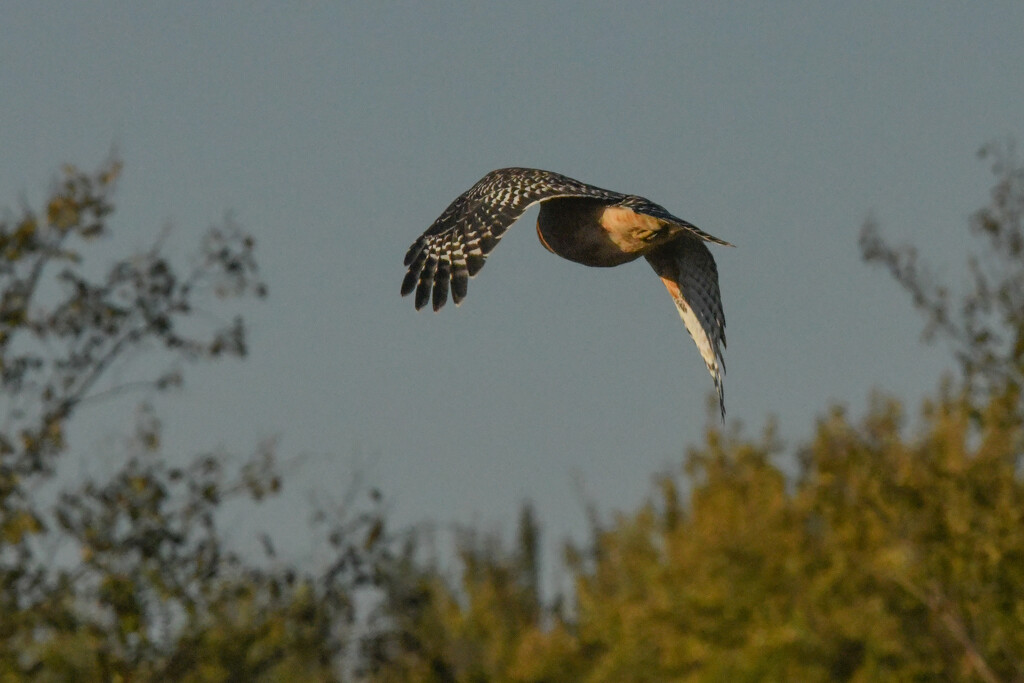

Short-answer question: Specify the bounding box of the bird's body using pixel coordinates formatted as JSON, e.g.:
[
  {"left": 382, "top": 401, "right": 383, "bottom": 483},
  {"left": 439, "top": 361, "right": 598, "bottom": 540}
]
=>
[
  {"left": 401, "top": 168, "right": 732, "bottom": 416},
  {"left": 535, "top": 198, "right": 686, "bottom": 267}
]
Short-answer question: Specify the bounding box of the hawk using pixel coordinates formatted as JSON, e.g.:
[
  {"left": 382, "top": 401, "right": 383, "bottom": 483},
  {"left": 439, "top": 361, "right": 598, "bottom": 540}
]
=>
[{"left": 401, "top": 168, "right": 733, "bottom": 417}]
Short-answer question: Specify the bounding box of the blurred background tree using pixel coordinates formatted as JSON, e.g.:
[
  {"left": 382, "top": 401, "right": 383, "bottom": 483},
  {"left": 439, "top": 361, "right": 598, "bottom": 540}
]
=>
[
  {"left": 861, "top": 140, "right": 1024, "bottom": 407},
  {"left": 3, "top": 145, "right": 1022, "bottom": 681},
  {"left": 363, "top": 144, "right": 1024, "bottom": 682},
  {"left": 0, "top": 161, "right": 392, "bottom": 681}
]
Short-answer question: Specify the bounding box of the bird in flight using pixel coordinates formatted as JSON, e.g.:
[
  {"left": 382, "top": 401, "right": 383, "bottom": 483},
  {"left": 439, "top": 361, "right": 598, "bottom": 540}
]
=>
[{"left": 401, "top": 168, "right": 732, "bottom": 417}]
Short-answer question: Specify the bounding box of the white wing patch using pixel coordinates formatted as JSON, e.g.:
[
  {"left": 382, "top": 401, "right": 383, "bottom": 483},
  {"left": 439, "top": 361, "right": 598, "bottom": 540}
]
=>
[
  {"left": 402, "top": 168, "right": 732, "bottom": 416},
  {"left": 646, "top": 236, "right": 727, "bottom": 418}
]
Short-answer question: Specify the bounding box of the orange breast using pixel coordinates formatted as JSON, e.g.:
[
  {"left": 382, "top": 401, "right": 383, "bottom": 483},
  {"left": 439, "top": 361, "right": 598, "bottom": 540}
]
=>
[{"left": 535, "top": 198, "right": 673, "bottom": 267}]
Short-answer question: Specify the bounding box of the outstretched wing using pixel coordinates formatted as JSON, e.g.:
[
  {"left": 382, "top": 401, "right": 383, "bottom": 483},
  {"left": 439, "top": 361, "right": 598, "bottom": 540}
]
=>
[
  {"left": 645, "top": 235, "right": 728, "bottom": 418},
  {"left": 402, "top": 168, "right": 621, "bottom": 311}
]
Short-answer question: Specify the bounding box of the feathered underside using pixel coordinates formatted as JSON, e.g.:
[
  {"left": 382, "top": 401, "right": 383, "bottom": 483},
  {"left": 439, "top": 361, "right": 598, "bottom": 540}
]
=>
[
  {"left": 646, "top": 237, "right": 728, "bottom": 418},
  {"left": 402, "top": 168, "right": 729, "bottom": 311},
  {"left": 401, "top": 167, "right": 732, "bottom": 417}
]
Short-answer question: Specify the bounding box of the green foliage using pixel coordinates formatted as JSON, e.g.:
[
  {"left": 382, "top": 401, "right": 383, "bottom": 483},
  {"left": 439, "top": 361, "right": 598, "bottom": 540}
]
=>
[
  {"left": 555, "top": 389, "right": 1022, "bottom": 682},
  {"left": 364, "top": 392, "right": 1024, "bottom": 683},
  {"left": 365, "top": 145, "right": 1024, "bottom": 682},
  {"left": 0, "top": 161, "right": 389, "bottom": 681},
  {"left": 363, "top": 505, "right": 582, "bottom": 683},
  {"left": 5, "top": 145, "right": 1023, "bottom": 680}
]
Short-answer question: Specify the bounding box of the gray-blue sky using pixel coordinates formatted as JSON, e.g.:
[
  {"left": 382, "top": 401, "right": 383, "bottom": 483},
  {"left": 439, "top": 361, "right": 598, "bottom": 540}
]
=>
[{"left": 2, "top": 3, "right": 1022, "bottom": 567}]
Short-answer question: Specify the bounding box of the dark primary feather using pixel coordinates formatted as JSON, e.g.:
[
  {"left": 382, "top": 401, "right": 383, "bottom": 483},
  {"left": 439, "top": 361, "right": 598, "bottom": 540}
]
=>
[
  {"left": 401, "top": 168, "right": 727, "bottom": 311},
  {"left": 402, "top": 168, "right": 618, "bottom": 310}
]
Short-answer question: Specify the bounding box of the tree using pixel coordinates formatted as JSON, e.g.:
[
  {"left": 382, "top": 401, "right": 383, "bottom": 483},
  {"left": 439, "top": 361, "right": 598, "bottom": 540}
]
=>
[
  {"left": 0, "top": 160, "right": 391, "bottom": 681},
  {"left": 860, "top": 140, "right": 1024, "bottom": 405},
  {"left": 365, "top": 144, "right": 1024, "bottom": 682},
  {"left": 12, "top": 144, "right": 1022, "bottom": 680}
]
